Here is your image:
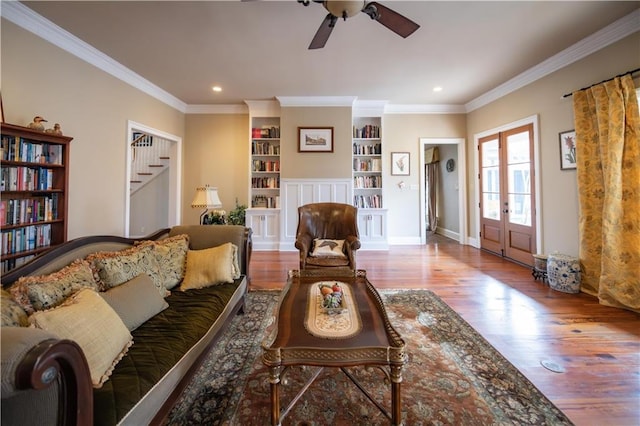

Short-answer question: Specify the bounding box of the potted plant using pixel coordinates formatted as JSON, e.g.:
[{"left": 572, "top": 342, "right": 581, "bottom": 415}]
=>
[{"left": 227, "top": 201, "right": 247, "bottom": 226}]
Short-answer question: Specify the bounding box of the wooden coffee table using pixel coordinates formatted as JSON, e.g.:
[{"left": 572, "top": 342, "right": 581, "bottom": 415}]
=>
[{"left": 261, "top": 269, "right": 406, "bottom": 425}]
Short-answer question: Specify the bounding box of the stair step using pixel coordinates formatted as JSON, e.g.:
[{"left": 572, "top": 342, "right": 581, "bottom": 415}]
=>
[
  {"left": 131, "top": 180, "right": 142, "bottom": 183},
  {"left": 138, "top": 173, "right": 153, "bottom": 176},
  {"left": 149, "top": 165, "right": 164, "bottom": 167},
  {"left": 159, "top": 156, "right": 170, "bottom": 160}
]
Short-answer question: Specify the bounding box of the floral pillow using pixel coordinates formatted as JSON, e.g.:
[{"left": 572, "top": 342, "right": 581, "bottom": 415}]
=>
[
  {"left": 86, "top": 244, "right": 166, "bottom": 297},
  {"left": 8, "top": 259, "right": 100, "bottom": 315},
  {"left": 1, "top": 289, "right": 29, "bottom": 327},
  {"left": 137, "top": 234, "right": 189, "bottom": 290}
]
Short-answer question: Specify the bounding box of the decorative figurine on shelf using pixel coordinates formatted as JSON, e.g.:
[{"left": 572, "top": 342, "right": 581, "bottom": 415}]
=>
[
  {"left": 45, "top": 123, "right": 63, "bottom": 135},
  {"left": 27, "top": 116, "right": 48, "bottom": 131}
]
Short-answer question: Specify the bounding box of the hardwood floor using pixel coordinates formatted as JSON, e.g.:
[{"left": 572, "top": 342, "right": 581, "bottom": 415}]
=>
[{"left": 248, "top": 235, "right": 640, "bottom": 426}]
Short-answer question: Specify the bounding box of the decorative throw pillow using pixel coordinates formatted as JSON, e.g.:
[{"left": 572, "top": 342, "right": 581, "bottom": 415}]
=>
[
  {"left": 29, "top": 289, "right": 133, "bottom": 388},
  {"left": 86, "top": 244, "right": 166, "bottom": 297},
  {"left": 180, "top": 243, "right": 236, "bottom": 291},
  {"left": 137, "top": 234, "right": 189, "bottom": 290},
  {"left": 8, "top": 259, "right": 100, "bottom": 315},
  {"left": 311, "top": 239, "right": 347, "bottom": 258},
  {"left": 100, "top": 274, "right": 169, "bottom": 331},
  {"left": 1, "top": 289, "right": 29, "bottom": 327}
]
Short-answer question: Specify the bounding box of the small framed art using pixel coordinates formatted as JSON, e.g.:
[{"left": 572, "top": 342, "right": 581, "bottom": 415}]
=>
[
  {"left": 298, "top": 127, "right": 334, "bottom": 152},
  {"left": 559, "top": 130, "right": 576, "bottom": 170},
  {"left": 391, "top": 152, "right": 410, "bottom": 176}
]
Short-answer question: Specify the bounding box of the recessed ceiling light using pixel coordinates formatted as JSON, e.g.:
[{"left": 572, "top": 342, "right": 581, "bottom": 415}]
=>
[
  {"left": 212, "top": 86, "right": 222, "bottom": 92},
  {"left": 433, "top": 86, "right": 443, "bottom": 92}
]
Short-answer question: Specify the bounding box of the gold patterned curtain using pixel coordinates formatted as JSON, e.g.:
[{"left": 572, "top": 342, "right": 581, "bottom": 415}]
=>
[{"left": 572, "top": 74, "right": 640, "bottom": 312}]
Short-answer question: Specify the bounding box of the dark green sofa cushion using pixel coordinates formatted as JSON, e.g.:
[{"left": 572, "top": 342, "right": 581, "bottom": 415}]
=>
[{"left": 93, "top": 281, "right": 240, "bottom": 426}]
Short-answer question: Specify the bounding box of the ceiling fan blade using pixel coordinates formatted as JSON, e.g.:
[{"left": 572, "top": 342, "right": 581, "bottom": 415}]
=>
[
  {"left": 309, "top": 13, "right": 337, "bottom": 49},
  {"left": 367, "top": 2, "right": 420, "bottom": 38}
]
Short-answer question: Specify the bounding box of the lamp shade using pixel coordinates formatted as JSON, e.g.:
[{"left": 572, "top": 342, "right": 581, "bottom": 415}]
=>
[{"left": 191, "top": 186, "right": 222, "bottom": 209}]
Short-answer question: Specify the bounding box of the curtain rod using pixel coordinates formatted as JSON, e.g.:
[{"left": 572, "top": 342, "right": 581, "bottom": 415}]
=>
[{"left": 562, "top": 68, "right": 640, "bottom": 98}]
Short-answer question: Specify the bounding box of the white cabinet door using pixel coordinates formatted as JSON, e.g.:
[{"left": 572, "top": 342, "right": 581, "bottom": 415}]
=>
[
  {"left": 246, "top": 209, "right": 280, "bottom": 250},
  {"left": 357, "top": 209, "right": 388, "bottom": 250}
]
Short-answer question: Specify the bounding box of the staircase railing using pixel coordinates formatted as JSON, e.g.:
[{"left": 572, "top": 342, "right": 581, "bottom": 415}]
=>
[{"left": 130, "top": 132, "right": 171, "bottom": 193}]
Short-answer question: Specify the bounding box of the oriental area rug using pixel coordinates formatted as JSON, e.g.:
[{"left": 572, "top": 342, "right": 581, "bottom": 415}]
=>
[{"left": 165, "top": 290, "right": 573, "bottom": 425}]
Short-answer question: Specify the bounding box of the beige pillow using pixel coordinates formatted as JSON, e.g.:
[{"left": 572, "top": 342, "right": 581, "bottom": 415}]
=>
[
  {"left": 230, "top": 243, "right": 241, "bottom": 279},
  {"left": 9, "top": 259, "right": 100, "bottom": 314},
  {"left": 180, "top": 243, "right": 236, "bottom": 291},
  {"left": 311, "top": 239, "right": 347, "bottom": 258},
  {"left": 100, "top": 274, "right": 169, "bottom": 331},
  {"left": 29, "top": 289, "right": 133, "bottom": 388}
]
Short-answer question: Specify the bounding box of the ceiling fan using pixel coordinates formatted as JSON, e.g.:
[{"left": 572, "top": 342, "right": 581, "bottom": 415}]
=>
[{"left": 298, "top": 0, "right": 420, "bottom": 49}]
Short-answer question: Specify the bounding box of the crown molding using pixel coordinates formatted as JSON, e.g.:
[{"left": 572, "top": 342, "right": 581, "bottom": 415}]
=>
[
  {"left": 465, "top": 9, "right": 640, "bottom": 112},
  {"left": 244, "top": 100, "right": 281, "bottom": 117},
  {"left": 186, "top": 104, "right": 248, "bottom": 114},
  {"left": 352, "top": 100, "right": 387, "bottom": 117},
  {"left": 276, "top": 96, "right": 357, "bottom": 107},
  {"left": 385, "top": 104, "right": 467, "bottom": 114},
  {"left": 1, "top": 1, "right": 188, "bottom": 113}
]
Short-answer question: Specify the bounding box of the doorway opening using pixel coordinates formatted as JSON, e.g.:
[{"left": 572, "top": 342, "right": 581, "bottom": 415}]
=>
[
  {"left": 125, "top": 121, "right": 182, "bottom": 237},
  {"left": 419, "top": 138, "right": 467, "bottom": 245}
]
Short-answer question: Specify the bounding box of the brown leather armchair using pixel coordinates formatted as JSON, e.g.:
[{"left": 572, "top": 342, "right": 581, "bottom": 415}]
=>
[{"left": 295, "top": 202, "right": 361, "bottom": 270}]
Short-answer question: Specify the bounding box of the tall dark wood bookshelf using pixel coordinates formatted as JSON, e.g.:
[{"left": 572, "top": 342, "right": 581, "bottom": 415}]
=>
[{"left": 1, "top": 122, "right": 73, "bottom": 273}]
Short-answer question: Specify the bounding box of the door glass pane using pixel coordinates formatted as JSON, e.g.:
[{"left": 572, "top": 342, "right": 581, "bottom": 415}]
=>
[
  {"left": 507, "top": 131, "right": 529, "bottom": 163},
  {"left": 506, "top": 131, "right": 531, "bottom": 226},
  {"left": 483, "top": 193, "right": 500, "bottom": 219},
  {"left": 482, "top": 139, "right": 499, "bottom": 166},
  {"left": 509, "top": 193, "right": 531, "bottom": 225},
  {"left": 481, "top": 138, "right": 500, "bottom": 220}
]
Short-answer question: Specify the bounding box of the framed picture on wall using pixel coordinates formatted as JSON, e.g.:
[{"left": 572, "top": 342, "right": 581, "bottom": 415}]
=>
[
  {"left": 298, "top": 127, "right": 334, "bottom": 152},
  {"left": 391, "top": 152, "right": 410, "bottom": 175},
  {"left": 559, "top": 130, "right": 576, "bottom": 170}
]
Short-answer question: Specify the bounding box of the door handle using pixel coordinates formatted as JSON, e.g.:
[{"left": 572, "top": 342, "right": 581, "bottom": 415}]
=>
[{"left": 502, "top": 209, "right": 509, "bottom": 214}]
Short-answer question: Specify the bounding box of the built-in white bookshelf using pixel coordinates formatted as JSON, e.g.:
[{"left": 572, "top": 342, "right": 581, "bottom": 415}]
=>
[
  {"left": 250, "top": 117, "right": 280, "bottom": 209},
  {"left": 352, "top": 116, "right": 382, "bottom": 209}
]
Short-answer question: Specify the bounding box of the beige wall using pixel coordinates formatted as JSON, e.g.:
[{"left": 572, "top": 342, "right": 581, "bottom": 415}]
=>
[
  {"left": 466, "top": 32, "right": 640, "bottom": 255},
  {"left": 183, "top": 114, "right": 249, "bottom": 224},
  {"left": 1, "top": 21, "right": 185, "bottom": 238},
  {"left": 383, "top": 114, "right": 466, "bottom": 239},
  {"left": 280, "top": 106, "right": 352, "bottom": 179}
]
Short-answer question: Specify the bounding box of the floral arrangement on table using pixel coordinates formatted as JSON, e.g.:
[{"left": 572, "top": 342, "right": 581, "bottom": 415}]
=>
[{"left": 203, "top": 202, "right": 247, "bottom": 225}]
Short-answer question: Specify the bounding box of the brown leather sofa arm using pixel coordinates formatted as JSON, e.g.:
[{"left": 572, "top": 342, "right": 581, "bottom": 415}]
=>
[{"left": 16, "top": 338, "right": 93, "bottom": 426}]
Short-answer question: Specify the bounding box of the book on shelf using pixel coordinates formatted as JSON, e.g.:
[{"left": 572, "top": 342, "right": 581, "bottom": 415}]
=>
[
  {"left": 252, "top": 126, "right": 280, "bottom": 139},
  {"left": 352, "top": 142, "right": 381, "bottom": 155},
  {"left": 352, "top": 124, "right": 380, "bottom": 139},
  {"left": 354, "top": 194, "right": 382, "bottom": 209}
]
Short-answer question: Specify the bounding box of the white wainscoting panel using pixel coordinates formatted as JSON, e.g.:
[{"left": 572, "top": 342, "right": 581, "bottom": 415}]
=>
[{"left": 280, "top": 178, "right": 352, "bottom": 250}]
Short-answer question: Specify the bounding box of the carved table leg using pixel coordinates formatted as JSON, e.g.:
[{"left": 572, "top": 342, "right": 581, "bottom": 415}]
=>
[
  {"left": 268, "top": 366, "right": 281, "bottom": 426},
  {"left": 390, "top": 364, "right": 403, "bottom": 425}
]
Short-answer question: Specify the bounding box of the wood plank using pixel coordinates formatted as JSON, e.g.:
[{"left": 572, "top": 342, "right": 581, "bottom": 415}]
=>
[{"left": 248, "top": 234, "right": 640, "bottom": 426}]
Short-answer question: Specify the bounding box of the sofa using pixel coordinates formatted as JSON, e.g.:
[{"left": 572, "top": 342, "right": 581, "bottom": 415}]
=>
[{"left": 1, "top": 225, "right": 252, "bottom": 426}]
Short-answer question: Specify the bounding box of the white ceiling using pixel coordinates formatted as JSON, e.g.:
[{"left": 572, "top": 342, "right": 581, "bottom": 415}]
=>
[{"left": 13, "top": 1, "right": 640, "bottom": 109}]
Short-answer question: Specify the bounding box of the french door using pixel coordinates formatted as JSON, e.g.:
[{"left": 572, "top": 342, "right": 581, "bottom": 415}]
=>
[{"left": 479, "top": 123, "right": 536, "bottom": 266}]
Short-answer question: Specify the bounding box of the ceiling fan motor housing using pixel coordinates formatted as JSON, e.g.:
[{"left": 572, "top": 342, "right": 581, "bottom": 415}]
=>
[{"left": 324, "top": 0, "right": 366, "bottom": 19}]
